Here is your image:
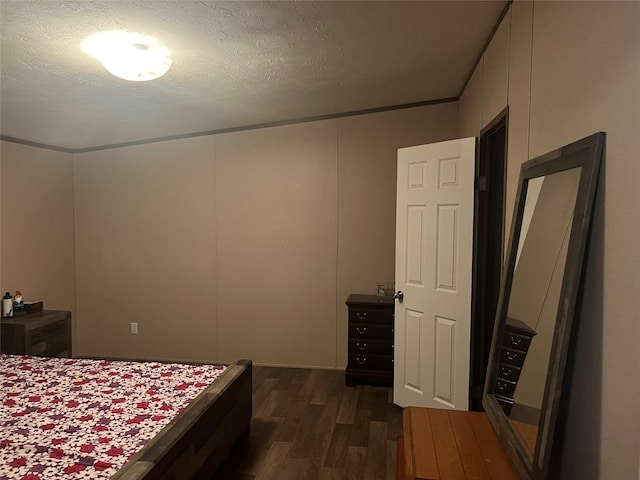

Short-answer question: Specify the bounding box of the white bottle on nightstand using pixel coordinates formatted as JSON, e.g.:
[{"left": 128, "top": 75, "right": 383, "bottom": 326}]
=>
[{"left": 2, "top": 291, "right": 13, "bottom": 317}]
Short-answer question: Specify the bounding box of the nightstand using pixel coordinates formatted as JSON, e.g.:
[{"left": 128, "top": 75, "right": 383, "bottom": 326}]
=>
[
  {"left": 345, "top": 294, "right": 394, "bottom": 386},
  {"left": 1, "top": 310, "right": 72, "bottom": 358}
]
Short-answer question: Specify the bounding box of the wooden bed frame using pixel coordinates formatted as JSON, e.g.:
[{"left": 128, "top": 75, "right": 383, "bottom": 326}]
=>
[{"left": 111, "top": 358, "right": 252, "bottom": 480}]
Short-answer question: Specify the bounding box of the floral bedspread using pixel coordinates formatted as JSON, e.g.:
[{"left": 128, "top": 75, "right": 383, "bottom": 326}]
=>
[{"left": 0, "top": 355, "right": 226, "bottom": 480}]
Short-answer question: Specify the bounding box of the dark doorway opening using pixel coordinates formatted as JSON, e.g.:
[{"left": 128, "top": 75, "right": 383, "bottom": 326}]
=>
[{"left": 470, "top": 108, "right": 508, "bottom": 411}]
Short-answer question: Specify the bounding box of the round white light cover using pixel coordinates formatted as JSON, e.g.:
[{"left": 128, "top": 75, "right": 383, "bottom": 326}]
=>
[{"left": 82, "top": 31, "right": 172, "bottom": 81}]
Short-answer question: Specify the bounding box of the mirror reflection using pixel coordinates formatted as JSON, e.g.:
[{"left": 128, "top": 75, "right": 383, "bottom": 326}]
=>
[{"left": 493, "top": 167, "right": 582, "bottom": 458}]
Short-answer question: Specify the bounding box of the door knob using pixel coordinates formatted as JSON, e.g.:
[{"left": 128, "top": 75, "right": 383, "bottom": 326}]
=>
[{"left": 393, "top": 290, "right": 404, "bottom": 302}]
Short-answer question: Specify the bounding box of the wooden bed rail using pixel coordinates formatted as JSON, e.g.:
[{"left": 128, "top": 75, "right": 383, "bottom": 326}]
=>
[{"left": 112, "top": 359, "right": 252, "bottom": 480}]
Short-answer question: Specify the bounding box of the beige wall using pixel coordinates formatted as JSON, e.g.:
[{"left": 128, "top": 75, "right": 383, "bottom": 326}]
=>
[
  {"left": 67, "top": 103, "right": 457, "bottom": 367},
  {"left": 482, "top": 8, "right": 510, "bottom": 127},
  {"left": 73, "top": 137, "right": 216, "bottom": 362},
  {"left": 0, "top": 141, "right": 76, "bottom": 326},
  {"left": 458, "top": 1, "right": 640, "bottom": 477},
  {"left": 458, "top": 62, "right": 483, "bottom": 139},
  {"left": 215, "top": 121, "right": 338, "bottom": 367}
]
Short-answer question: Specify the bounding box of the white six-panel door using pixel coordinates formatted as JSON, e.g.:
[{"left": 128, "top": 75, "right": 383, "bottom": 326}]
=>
[{"left": 393, "top": 138, "right": 475, "bottom": 410}]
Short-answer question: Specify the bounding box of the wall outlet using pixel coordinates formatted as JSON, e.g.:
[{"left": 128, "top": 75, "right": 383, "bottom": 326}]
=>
[{"left": 130, "top": 322, "right": 138, "bottom": 335}]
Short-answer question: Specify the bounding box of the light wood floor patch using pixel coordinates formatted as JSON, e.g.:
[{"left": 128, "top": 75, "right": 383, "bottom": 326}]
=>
[{"left": 402, "top": 407, "right": 517, "bottom": 480}]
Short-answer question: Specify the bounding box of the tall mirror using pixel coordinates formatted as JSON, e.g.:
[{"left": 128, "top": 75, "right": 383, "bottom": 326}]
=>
[{"left": 483, "top": 133, "right": 604, "bottom": 479}]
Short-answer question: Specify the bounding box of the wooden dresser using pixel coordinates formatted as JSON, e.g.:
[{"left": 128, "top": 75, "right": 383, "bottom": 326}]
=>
[
  {"left": 345, "top": 294, "right": 394, "bottom": 387},
  {"left": 1, "top": 310, "right": 72, "bottom": 358}
]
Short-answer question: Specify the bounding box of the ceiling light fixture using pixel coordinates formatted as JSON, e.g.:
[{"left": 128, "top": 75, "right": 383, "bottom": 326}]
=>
[{"left": 82, "top": 31, "right": 172, "bottom": 81}]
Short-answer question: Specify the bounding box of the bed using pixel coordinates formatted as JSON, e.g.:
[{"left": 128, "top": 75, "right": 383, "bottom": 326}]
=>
[{"left": 0, "top": 354, "right": 252, "bottom": 480}]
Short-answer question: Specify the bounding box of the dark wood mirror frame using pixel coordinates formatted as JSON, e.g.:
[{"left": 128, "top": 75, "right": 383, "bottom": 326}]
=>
[{"left": 482, "top": 132, "right": 605, "bottom": 479}]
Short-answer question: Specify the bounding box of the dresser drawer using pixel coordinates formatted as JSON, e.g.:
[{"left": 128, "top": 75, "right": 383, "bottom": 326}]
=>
[
  {"left": 30, "top": 332, "right": 68, "bottom": 357},
  {"left": 495, "top": 395, "right": 514, "bottom": 415},
  {"left": 502, "top": 331, "right": 533, "bottom": 351},
  {"left": 349, "top": 338, "right": 393, "bottom": 356},
  {"left": 348, "top": 354, "right": 393, "bottom": 372},
  {"left": 28, "top": 319, "right": 67, "bottom": 345},
  {"left": 349, "top": 308, "right": 392, "bottom": 324},
  {"left": 495, "top": 378, "right": 517, "bottom": 398},
  {"left": 349, "top": 323, "right": 392, "bottom": 340},
  {"left": 497, "top": 363, "right": 522, "bottom": 382},
  {"left": 500, "top": 348, "right": 526, "bottom": 368}
]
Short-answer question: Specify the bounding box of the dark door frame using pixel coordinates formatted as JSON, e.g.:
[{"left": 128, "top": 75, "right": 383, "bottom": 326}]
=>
[{"left": 469, "top": 107, "right": 508, "bottom": 411}]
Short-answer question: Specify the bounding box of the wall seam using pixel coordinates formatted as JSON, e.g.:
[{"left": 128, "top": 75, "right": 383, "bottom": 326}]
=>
[
  {"left": 211, "top": 135, "right": 220, "bottom": 361},
  {"left": 334, "top": 119, "right": 340, "bottom": 369},
  {"left": 70, "top": 150, "right": 78, "bottom": 356}
]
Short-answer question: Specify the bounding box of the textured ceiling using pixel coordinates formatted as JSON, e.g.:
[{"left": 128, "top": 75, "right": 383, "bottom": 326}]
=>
[{"left": 0, "top": 1, "right": 506, "bottom": 150}]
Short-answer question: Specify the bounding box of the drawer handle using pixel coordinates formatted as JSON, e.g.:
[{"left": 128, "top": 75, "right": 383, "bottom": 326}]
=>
[
  {"left": 506, "top": 351, "right": 518, "bottom": 361},
  {"left": 509, "top": 336, "right": 522, "bottom": 346},
  {"left": 356, "top": 343, "right": 367, "bottom": 351},
  {"left": 356, "top": 327, "right": 367, "bottom": 335},
  {"left": 356, "top": 312, "right": 367, "bottom": 320},
  {"left": 356, "top": 357, "right": 367, "bottom": 365}
]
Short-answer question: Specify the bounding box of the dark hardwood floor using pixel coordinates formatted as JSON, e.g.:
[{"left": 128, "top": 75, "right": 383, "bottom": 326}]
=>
[{"left": 215, "top": 365, "right": 402, "bottom": 480}]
